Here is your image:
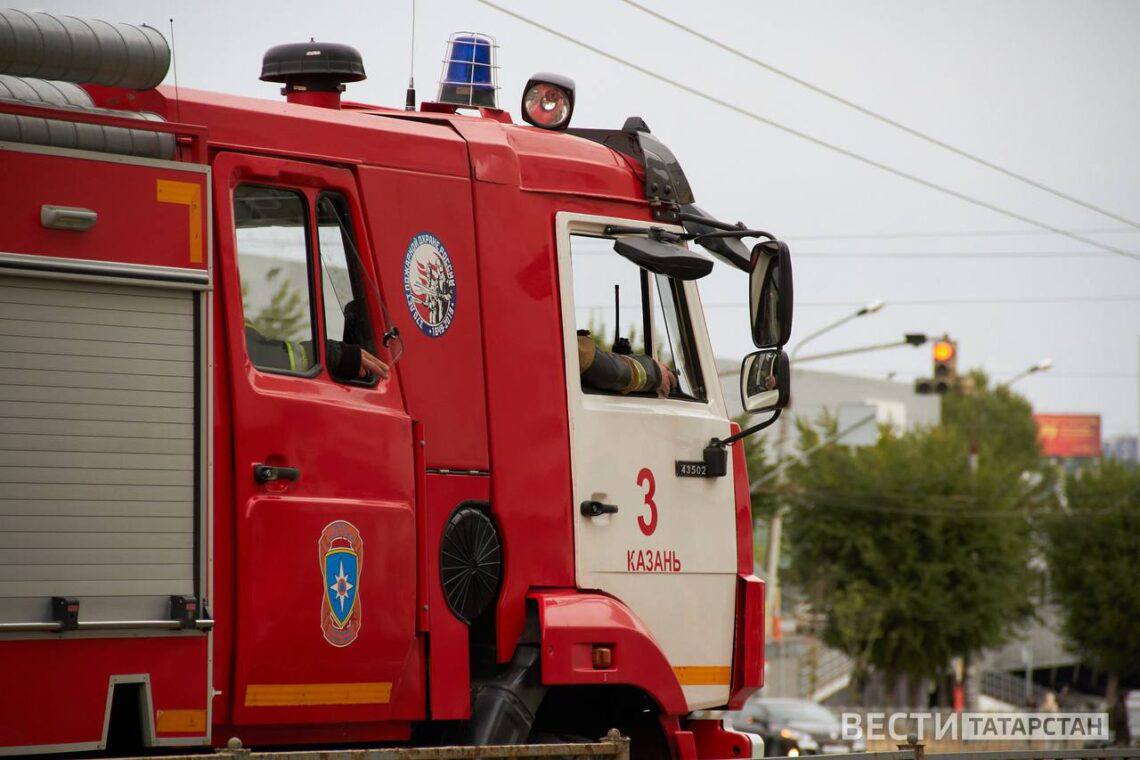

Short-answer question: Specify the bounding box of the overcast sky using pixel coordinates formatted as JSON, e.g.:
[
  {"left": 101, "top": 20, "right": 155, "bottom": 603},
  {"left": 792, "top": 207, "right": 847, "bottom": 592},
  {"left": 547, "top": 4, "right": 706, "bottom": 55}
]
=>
[{"left": 21, "top": 0, "right": 1139, "bottom": 436}]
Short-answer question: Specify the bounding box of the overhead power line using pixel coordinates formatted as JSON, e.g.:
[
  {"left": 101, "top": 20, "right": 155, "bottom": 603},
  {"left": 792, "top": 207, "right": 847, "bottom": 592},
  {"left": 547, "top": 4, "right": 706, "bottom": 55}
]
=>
[
  {"left": 581, "top": 248, "right": 1123, "bottom": 260},
  {"left": 617, "top": 0, "right": 1140, "bottom": 234},
  {"left": 476, "top": 0, "right": 1140, "bottom": 263},
  {"left": 754, "top": 491, "right": 1136, "bottom": 520},
  {"left": 702, "top": 295, "right": 1140, "bottom": 308},
  {"left": 789, "top": 227, "right": 1140, "bottom": 241},
  {"left": 579, "top": 294, "right": 1140, "bottom": 309},
  {"left": 879, "top": 371, "right": 1137, "bottom": 380},
  {"left": 793, "top": 250, "right": 1115, "bottom": 260}
]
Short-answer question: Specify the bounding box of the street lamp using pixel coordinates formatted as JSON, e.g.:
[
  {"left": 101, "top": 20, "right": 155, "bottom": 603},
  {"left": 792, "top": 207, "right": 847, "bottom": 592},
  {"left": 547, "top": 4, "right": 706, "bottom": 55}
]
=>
[
  {"left": 858, "top": 298, "right": 886, "bottom": 316},
  {"left": 1006, "top": 359, "right": 1054, "bottom": 386},
  {"left": 763, "top": 298, "right": 885, "bottom": 639},
  {"left": 790, "top": 299, "right": 886, "bottom": 363}
]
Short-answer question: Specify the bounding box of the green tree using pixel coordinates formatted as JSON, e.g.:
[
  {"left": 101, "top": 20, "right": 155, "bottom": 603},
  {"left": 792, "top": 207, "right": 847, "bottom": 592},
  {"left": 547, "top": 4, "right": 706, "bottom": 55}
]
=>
[
  {"left": 242, "top": 267, "right": 308, "bottom": 342},
  {"left": 777, "top": 415, "right": 1036, "bottom": 704},
  {"left": 1043, "top": 459, "right": 1140, "bottom": 700},
  {"left": 739, "top": 424, "right": 779, "bottom": 521},
  {"left": 943, "top": 369, "right": 1041, "bottom": 471}
]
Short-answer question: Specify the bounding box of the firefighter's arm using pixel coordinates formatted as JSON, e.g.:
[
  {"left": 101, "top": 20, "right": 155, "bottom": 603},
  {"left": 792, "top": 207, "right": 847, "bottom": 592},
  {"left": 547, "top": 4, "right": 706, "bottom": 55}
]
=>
[
  {"left": 324, "top": 340, "right": 389, "bottom": 381},
  {"left": 577, "top": 334, "right": 664, "bottom": 394}
]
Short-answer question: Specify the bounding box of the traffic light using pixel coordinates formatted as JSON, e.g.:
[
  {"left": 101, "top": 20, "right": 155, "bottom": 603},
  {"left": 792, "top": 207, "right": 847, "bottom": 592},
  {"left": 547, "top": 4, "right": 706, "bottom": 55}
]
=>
[
  {"left": 914, "top": 335, "right": 958, "bottom": 395},
  {"left": 932, "top": 338, "right": 957, "bottom": 393}
]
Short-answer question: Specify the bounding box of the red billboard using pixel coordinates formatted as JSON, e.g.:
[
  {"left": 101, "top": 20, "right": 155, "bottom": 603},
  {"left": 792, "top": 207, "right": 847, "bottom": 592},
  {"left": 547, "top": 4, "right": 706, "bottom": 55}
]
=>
[{"left": 1034, "top": 414, "right": 1102, "bottom": 458}]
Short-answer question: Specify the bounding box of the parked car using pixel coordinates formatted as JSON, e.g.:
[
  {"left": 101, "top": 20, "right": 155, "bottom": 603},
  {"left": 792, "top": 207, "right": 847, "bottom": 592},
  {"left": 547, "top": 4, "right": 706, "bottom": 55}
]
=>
[{"left": 728, "top": 698, "right": 865, "bottom": 756}]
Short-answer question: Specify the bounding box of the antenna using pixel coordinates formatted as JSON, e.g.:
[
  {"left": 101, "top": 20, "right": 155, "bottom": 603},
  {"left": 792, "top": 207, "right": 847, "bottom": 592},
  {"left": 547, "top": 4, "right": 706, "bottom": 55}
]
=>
[
  {"left": 613, "top": 284, "right": 620, "bottom": 350},
  {"left": 168, "top": 18, "right": 181, "bottom": 122},
  {"left": 404, "top": 0, "right": 416, "bottom": 110}
]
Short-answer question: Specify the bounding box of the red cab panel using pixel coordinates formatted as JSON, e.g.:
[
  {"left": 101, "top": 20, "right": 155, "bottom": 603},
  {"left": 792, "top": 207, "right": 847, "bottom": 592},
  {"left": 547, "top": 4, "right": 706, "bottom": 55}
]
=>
[
  {"left": 357, "top": 166, "right": 489, "bottom": 472},
  {"left": 0, "top": 147, "right": 208, "bottom": 272}
]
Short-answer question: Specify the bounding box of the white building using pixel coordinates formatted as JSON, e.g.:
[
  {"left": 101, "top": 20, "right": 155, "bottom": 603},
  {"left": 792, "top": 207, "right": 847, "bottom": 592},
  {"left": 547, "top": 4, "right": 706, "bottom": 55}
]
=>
[{"left": 719, "top": 360, "right": 942, "bottom": 441}]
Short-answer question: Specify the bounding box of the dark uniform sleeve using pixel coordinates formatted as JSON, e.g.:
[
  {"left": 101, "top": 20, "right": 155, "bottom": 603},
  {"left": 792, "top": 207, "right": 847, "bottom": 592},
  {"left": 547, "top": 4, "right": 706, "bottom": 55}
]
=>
[
  {"left": 325, "top": 340, "right": 362, "bottom": 381},
  {"left": 577, "top": 335, "right": 661, "bottom": 394}
]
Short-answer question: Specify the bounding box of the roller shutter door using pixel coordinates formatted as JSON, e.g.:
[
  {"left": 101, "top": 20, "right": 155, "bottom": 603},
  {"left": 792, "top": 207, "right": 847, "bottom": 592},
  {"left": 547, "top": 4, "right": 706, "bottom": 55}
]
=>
[{"left": 0, "top": 274, "right": 198, "bottom": 623}]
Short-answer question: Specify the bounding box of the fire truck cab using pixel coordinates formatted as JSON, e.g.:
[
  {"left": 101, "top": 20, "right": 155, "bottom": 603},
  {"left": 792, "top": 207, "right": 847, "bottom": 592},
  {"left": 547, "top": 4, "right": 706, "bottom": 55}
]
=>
[{"left": 0, "top": 12, "right": 792, "bottom": 759}]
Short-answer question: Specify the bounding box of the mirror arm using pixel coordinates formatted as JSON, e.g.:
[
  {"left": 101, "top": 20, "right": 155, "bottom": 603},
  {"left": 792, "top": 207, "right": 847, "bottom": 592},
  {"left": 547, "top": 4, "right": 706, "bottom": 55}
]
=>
[
  {"left": 603, "top": 224, "right": 686, "bottom": 242},
  {"left": 693, "top": 229, "right": 774, "bottom": 243},
  {"left": 674, "top": 211, "right": 744, "bottom": 231},
  {"left": 674, "top": 211, "right": 776, "bottom": 241},
  {"left": 604, "top": 223, "right": 776, "bottom": 246},
  {"left": 711, "top": 408, "right": 782, "bottom": 449}
]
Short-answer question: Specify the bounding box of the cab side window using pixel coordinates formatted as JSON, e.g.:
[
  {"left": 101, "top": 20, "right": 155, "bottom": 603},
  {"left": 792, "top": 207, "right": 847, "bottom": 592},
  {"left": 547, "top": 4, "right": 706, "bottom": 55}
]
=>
[
  {"left": 316, "top": 193, "right": 376, "bottom": 359},
  {"left": 652, "top": 274, "right": 705, "bottom": 399},
  {"left": 570, "top": 233, "right": 706, "bottom": 401},
  {"left": 233, "top": 184, "right": 319, "bottom": 375}
]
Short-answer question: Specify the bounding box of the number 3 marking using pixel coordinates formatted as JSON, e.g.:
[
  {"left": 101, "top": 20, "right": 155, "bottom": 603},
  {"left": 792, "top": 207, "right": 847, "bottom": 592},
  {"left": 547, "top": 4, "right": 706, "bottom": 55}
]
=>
[{"left": 637, "top": 467, "right": 657, "bottom": 536}]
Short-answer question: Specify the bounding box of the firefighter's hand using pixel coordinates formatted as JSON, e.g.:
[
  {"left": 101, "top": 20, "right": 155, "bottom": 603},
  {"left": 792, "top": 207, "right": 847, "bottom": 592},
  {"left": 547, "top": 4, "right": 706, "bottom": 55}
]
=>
[
  {"left": 360, "top": 349, "right": 389, "bottom": 380},
  {"left": 655, "top": 360, "right": 676, "bottom": 398}
]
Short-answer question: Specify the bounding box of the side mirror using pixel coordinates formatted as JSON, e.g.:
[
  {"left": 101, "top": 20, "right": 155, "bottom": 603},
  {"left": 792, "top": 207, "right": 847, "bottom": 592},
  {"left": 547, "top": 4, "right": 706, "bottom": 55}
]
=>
[
  {"left": 741, "top": 348, "right": 790, "bottom": 413},
  {"left": 749, "top": 240, "right": 793, "bottom": 348},
  {"left": 613, "top": 235, "right": 713, "bottom": 281}
]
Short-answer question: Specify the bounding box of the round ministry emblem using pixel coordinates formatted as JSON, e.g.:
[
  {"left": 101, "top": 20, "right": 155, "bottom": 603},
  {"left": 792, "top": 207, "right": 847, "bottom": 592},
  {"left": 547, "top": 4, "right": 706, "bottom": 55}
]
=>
[
  {"left": 403, "top": 232, "right": 456, "bottom": 338},
  {"left": 319, "top": 520, "right": 363, "bottom": 647}
]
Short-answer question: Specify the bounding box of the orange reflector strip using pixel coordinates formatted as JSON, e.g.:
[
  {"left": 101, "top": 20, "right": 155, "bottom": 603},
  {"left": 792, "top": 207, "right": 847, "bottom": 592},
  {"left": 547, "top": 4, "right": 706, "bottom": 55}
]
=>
[
  {"left": 673, "top": 665, "right": 731, "bottom": 686},
  {"left": 155, "top": 709, "right": 207, "bottom": 733},
  {"left": 156, "top": 179, "right": 203, "bottom": 263},
  {"left": 244, "top": 681, "right": 392, "bottom": 707}
]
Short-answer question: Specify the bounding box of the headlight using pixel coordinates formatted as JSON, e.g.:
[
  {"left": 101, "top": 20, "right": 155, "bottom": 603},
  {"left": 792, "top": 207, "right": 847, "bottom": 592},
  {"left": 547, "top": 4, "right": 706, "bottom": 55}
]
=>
[
  {"left": 521, "top": 73, "right": 575, "bottom": 130},
  {"left": 778, "top": 728, "right": 818, "bottom": 751}
]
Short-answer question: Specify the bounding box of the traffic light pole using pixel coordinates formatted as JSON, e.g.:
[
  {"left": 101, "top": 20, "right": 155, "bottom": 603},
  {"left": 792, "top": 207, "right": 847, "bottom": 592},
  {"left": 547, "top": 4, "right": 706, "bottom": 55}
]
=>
[{"left": 794, "top": 334, "right": 927, "bottom": 364}]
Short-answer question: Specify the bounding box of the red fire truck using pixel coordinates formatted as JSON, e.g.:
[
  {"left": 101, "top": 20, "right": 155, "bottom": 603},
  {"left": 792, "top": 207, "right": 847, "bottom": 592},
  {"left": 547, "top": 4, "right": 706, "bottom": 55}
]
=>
[{"left": 0, "top": 10, "right": 794, "bottom": 759}]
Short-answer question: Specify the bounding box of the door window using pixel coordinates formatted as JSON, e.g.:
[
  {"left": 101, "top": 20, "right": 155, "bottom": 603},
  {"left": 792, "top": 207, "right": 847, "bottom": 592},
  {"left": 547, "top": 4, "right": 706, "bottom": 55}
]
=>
[
  {"left": 316, "top": 193, "right": 377, "bottom": 358},
  {"left": 653, "top": 274, "right": 705, "bottom": 399},
  {"left": 570, "top": 234, "right": 706, "bottom": 400},
  {"left": 233, "top": 184, "right": 319, "bottom": 375}
]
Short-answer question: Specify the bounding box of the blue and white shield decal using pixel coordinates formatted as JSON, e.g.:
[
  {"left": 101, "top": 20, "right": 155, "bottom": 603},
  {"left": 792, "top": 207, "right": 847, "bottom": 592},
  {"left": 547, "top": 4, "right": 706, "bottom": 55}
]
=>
[{"left": 324, "top": 547, "right": 359, "bottom": 628}]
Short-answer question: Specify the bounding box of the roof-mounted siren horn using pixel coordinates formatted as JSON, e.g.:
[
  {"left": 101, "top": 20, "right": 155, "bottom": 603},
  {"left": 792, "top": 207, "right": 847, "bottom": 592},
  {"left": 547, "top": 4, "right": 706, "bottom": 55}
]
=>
[
  {"left": 260, "top": 40, "right": 366, "bottom": 109},
  {"left": 436, "top": 33, "right": 498, "bottom": 109},
  {"left": 521, "top": 73, "right": 575, "bottom": 130}
]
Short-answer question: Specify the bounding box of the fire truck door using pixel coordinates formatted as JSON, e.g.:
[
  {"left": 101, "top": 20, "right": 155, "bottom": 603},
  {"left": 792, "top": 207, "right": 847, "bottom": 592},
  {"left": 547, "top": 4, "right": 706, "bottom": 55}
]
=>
[
  {"left": 556, "top": 212, "right": 739, "bottom": 712},
  {"left": 214, "top": 153, "right": 421, "bottom": 725}
]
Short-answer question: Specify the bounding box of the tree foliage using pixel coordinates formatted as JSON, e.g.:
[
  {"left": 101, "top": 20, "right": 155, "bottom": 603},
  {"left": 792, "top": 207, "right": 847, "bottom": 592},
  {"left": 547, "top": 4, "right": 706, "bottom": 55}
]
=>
[
  {"left": 242, "top": 267, "right": 309, "bottom": 342},
  {"left": 1043, "top": 459, "right": 1140, "bottom": 684},
  {"left": 943, "top": 370, "right": 1041, "bottom": 471},
  {"left": 740, "top": 422, "right": 779, "bottom": 521},
  {"left": 775, "top": 383, "right": 1039, "bottom": 691}
]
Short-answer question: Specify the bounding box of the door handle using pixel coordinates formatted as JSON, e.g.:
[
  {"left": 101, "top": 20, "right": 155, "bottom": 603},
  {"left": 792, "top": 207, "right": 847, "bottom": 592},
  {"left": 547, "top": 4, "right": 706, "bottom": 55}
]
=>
[
  {"left": 253, "top": 464, "right": 301, "bottom": 484},
  {"left": 580, "top": 500, "right": 619, "bottom": 517}
]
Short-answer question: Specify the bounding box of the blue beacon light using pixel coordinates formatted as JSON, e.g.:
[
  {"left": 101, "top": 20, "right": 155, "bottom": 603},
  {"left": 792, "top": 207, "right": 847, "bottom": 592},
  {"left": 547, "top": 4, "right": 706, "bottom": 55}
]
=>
[{"left": 437, "top": 33, "right": 499, "bottom": 109}]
